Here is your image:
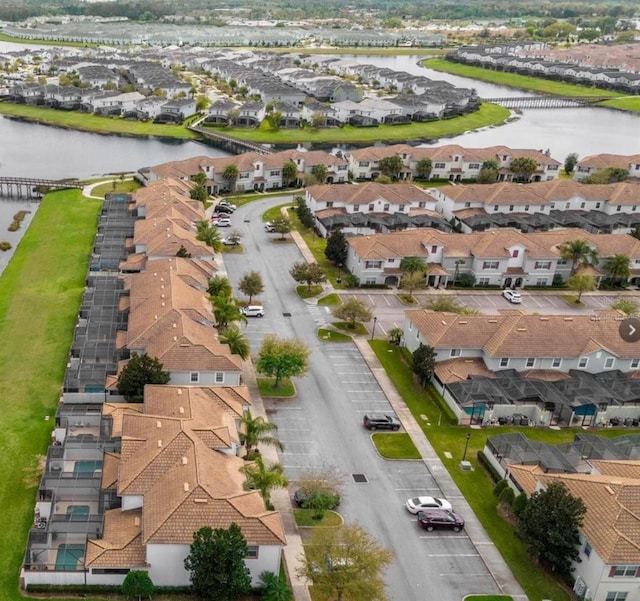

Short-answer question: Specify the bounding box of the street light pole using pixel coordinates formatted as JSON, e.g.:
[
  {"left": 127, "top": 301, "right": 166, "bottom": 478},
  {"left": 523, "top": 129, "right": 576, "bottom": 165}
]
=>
[
  {"left": 371, "top": 316, "right": 378, "bottom": 340},
  {"left": 462, "top": 432, "right": 471, "bottom": 462}
]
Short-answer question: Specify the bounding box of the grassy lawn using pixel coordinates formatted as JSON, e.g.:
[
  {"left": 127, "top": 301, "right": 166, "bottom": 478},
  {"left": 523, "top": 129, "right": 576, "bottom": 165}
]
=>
[
  {"left": 257, "top": 377, "right": 296, "bottom": 398},
  {"left": 223, "top": 190, "right": 301, "bottom": 208},
  {"left": 269, "top": 46, "right": 449, "bottom": 56},
  {"left": 423, "top": 59, "right": 640, "bottom": 114},
  {"left": 0, "top": 31, "right": 99, "bottom": 48},
  {"left": 561, "top": 295, "right": 586, "bottom": 307},
  {"left": 293, "top": 509, "right": 343, "bottom": 528},
  {"left": 89, "top": 179, "right": 141, "bottom": 198},
  {"left": 333, "top": 321, "right": 369, "bottom": 336},
  {"left": 466, "top": 596, "right": 513, "bottom": 601},
  {"left": 317, "top": 328, "right": 352, "bottom": 342},
  {"left": 0, "top": 190, "right": 102, "bottom": 601},
  {"left": 297, "top": 285, "right": 323, "bottom": 299},
  {"left": 204, "top": 103, "right": 510, "bottom": 145},
  {"left": 262, "top": 203, "right": 293, "bottom": 222},
  {"left": 372, "top": 433, "right": 422, "bottom": 459},
  {"left": 369, "top": 340, "right": 573, "bottom": 601},
  {"left": 317, "top": 293, "right": 341, "bottom": 306},
  {"left": 0, "top": 101, "right": 200, "bottom": 139}
]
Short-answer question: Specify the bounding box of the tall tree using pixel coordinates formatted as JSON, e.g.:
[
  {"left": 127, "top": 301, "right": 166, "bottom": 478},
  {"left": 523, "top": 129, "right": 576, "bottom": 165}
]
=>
[
  {"left": 271, "top": 215, "right": 292, "bottom": 239},
  {"left": 564, "top": 152, "right": 579, "bottom": 175},
  {"left": 378, "top": 155, "right": 403, "bottom": 180},
  {"left": 290, "top": 261, "right": 326, "bottom": 292},
  {"left": 400, "top": 256, "right": 426, "bottom": 274},
  {"left": 184, "top": 524, "right": 252, "bottom": 601},
  {"left": 604, "top": 254, "right": 631, "bottom": 287},
  {"left": 212, "top": 295, "right": 245, "bottom": 331},
  {"left": 207, "top": 275, "right": 232, "bottom": 298},
  {"left": 219, "top": 324, "right": 250, "bottom": 360},
  {"left": 415, "top": 157, "right": 432, "bottom": 180},
  {"left": 295, "top": 196, "right": 315, "bottom": 229},
  {"left": 517, "top": 481, "right": 586, "bottom": 578},
  {"left": 411, "top": 343, "right": 437, "bottom": 387},
  {"left": 260, "top": 571, "right": 293, "bottom": 601},
  {"left": 296, "top": 524, "right": 393, "bottom": 601},
  {"left": 195, "top": 219, "right": 223, "bottom": 252},
  {"left": 400, "top": 271, "right": 425, "bottom": 301},
  {"left": 282, "top": 161, "right": 298, "bottom": 187},
  {"left": 256, "top": 334, "right": 310, "bottom": 389},
  {"left": 240, "top": 408, "right": 284, "bottom": 457},
  {"left": 117, "top": 352, "right": 170, "bottom": 403},
  {"left": 238, "top": 270, "right": 264, "bottom": 304},
  {"left": 509, "top": 156, "right": 539, "bottom": 182},
  {"left": 121, "top": 570, "right": 154, "bottom": 601},
  {"left": 566, "top": 274, "right": 596, "bottom": 302},
  {"left": 325, "top": 229, "right": 348, "bottom": 266},
  {"left": 559, "top": 239, "right": 598, "bottom": 274},
  {"left": 222, "top": 164, "right": 239, "bottom": 192},
  {"left": 240, "top": 455, "right": 289, "bottom": 509},
  {"left": 332, "top": 298, "right": 373, "bottom": 329},
  {"left": 311, "top": 163, "right": 328, "bottom": 184}
]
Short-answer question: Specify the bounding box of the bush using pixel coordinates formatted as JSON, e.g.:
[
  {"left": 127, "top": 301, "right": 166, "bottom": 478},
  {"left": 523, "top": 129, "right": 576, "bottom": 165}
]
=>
[
  {"left": 499, "top": 486, "right": 515, "bottom": 506},
  {"left": 457, "top": 273, "right": 476, "bottom": 287},
  {"left": 513, "top": 492, "right": 528, "bottom": 517},
  {"left": 493, "top": 479, "right": 509, "bottom": 497},
  {"left": 0, "top": 241, "right": 12, "bottom": 251},
  {"left": 477, "top": 450, "right": 502, "bottom": 483},
  {"left": 344, "top": 273, "right": 359, "bottom": 287},
  {"left": 8, "top": 220, "right": 20, "bottom": 231}
]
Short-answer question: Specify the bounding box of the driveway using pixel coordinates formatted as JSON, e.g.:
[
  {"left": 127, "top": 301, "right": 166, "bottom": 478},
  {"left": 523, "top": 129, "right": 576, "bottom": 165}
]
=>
[{"left": 222, "top": 198, "right": 502, "bottom": 601}]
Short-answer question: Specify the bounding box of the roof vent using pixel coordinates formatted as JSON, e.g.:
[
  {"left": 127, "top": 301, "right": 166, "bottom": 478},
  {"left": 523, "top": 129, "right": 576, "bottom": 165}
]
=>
[
  {"left": 177, "top": 389, "right": 183, "bottom": 395},
  {"left": 156, "top": 421, "right": 162, "bottom": 428},
  {"left": 441, "top": 320, "right": 447, "bottom": 325},
  {"left": 516, "top": 327, "right": 527, "bottom": 332},
  {"left": 193, "top": 498, "right": 208, "bottom": 504},
  {"left": 182, "top": 456, "right": 188, "bottom": 465},
  {"left": 173, "top": 323, "right": 177, "bottom": 328},
  {"left": 488, "top": 319, "right": 498, "bottom": 323},
  {"left": 563, "top": 317, "right": 573, "bottom": 321},
  {"left": 154, "top": 314, "right": 158, "bottom": 320},
  {"left": 539, "top": 317, "right": 550, "bottom": 321},
  {"left": 604, "top": 485, "right": 615, "bottom": 495},
  {"left": 134, "top": 517, "right": 140, "bottom": 527},
  {"left": 183, "top": 482, "right": 189, "bottom": 492},
  {"left": 179, "top": 406, "right": 184, "bottom": 413},
  {"left": 161, "top": 302, "right": 165, "bottom": 307},
  {"left": 157, "top": 439, "right": 162, "bottom": 448}
]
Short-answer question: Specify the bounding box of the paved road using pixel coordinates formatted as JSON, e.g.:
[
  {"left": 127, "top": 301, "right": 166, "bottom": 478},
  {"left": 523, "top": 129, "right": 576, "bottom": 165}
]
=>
[{"left": 222, "top": 198, "right": 501, "bottom": 601}]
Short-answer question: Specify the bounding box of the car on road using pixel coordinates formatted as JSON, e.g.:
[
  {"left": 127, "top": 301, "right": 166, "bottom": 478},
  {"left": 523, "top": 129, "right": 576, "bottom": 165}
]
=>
[
  {"left": 363, "top": 414, "right": 400, "bottom": 431},
  {"left": 264, "top": 221, "right": 276, "bottom": 232},
  {"left": 405, "top": 496, "right": 453, "bottom": 514},
  {"left": 221, "top": 237, "right": 239, "bottom": 246},
  {"left": 215, "top": 217, "right": 232, "bottom": 227},
  {"left": 215, "top": 203, "right": 235, "bottom": 214},
  {"left": 218, "top": 200, "right": 236, "bottom": 210},
  {"left": 241, "top": 305, "right": 264, "bottom": 317},
  {"left": 502, "top": 289, "right": 522, "bottom": 304},
  {"left": 417, "top": 509, "right": 464, "bottom": 532},
  {"left": 293, "top": 488, "right": 340, "bottom": 509}
]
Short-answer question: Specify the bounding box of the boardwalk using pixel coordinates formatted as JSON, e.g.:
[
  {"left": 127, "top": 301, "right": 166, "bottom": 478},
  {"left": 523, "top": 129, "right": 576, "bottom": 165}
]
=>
[
  {"left": 0, "top": 177, "right": 82, "bottom": 199},
  {"left": 189, "top": 124, "right": 273, "bottom": 155},
  {"left": 482, "top": 95, "right": 614, "bottom": 109}
]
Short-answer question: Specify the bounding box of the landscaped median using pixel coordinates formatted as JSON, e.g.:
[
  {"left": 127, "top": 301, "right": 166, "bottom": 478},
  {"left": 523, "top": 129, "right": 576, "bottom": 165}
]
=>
[{"left": 0, "top": 189, "right": 102, "bottom": 601}]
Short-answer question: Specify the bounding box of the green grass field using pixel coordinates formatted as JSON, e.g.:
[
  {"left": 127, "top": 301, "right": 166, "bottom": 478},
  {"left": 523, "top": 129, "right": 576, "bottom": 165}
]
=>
[
  {"left": 0, "top": 190, "right": 102, "bottom": 600},
  {"left": 372, "top": 433, "right": 422, "bottom": 459}
]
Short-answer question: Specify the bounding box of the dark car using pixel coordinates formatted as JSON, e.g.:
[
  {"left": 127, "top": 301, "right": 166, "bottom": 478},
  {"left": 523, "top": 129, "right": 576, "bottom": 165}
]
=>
[
  {"left": 417, "top": 509, "right": 465, "bottom": 532},
  {"left": 363, "top": 414, "right": 400, "bottom": 431},
  {"left": 215, "top": 204, "right": 234, "bottom": 214},
  {"left": 293, "top": 488, "right": 340, "bottom": 509}
]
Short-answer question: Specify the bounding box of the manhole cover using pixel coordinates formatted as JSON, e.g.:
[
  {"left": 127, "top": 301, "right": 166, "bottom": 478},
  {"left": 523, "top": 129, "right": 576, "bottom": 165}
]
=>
[
  {"left": 283, "top": 312, "right": 292, "bottom": 317},
  {"left": 352, "top": 474, "right": 368, "bottom": 483}
]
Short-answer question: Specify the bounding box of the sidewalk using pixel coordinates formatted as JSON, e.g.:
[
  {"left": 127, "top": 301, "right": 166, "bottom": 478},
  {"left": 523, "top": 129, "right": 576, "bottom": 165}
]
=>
[
  {"left": 353, "top": 338, "right": 527, "bottom": 601},
  {"left": 240, "top": 360, "right": 312, "bottom": 601}
]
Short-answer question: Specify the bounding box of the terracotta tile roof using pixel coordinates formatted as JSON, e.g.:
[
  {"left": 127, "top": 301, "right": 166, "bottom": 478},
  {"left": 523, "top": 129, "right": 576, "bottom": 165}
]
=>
[
  {"left": 407, "top": 310, "right": 639, "bottom": 359},
  {"left": 509, "top": 465, "right": 640, "bottom": 564},
  {"left": 347, "top": 230, "right": 429, "bottom": 261},
  {"left": 577, "top": 153, "right": 640, "bottom": 169},
  {"left": 85, "top": 508, "right": 146, "bottom": 568},
  {"left": 307, "top": 182, "right": 434, "bottom": 205},
  {"left": 349, "top": 144, "right": 413, "bottom": 162},
  {"left": 434, "top": 358, "right": 496, "bottom": 384},
  {"left": 102, "top": 403, "right": 144, "bottom": 438},
  {"left": 101, "top": 451, "right": 121, "bottom": 489}
]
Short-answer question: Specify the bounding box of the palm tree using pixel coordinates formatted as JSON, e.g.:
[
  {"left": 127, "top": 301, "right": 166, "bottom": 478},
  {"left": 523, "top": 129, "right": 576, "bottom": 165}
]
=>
[
  {"left": 211, "top": 295, "right": 245, "bottom": 331},
  {"left": 604, "top": 254, "right": 631, "bottom": 288},
  {"left": 415, "top": 158, "right": 432, "bottom": 180},
  {"left": 240, "top": 409, "right": 284, "bottom": 457},
  {"left": 559, "top": 239, "right": 599, "bottom": 274},
  {"left": 195, "top": 220, "right": 223, "bottom": 252},
  {"left": 400, "top": 256, "right": 426, "bottom": 274},
  {"left": 219, "top": 324, "right": 250, "bottom": 360},
  {"left": 240, "top": 455, "right": 288, "bottom": 510},
  {"left": 222, "top": 164, "right": 239, "bottom": 192},
  {"left": 282, "top": 161, "right": 298, "bottom": 188},
  {"left": 207, "top": 275, "right": 232, "bottom": 298}
]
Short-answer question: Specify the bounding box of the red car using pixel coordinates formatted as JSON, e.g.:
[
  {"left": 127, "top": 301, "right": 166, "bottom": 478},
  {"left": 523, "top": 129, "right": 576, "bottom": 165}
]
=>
[{"left": 417, "top": 509, "right": 464, "bottom": 532}]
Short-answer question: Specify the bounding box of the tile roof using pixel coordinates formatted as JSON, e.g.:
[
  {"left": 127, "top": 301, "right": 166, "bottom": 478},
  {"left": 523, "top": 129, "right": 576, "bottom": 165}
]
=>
[
  {"left": 307, "top": 182, "right": 434, "bottom": 205},
  {"left": 85, "top": 508, "right": 146, "bottom": 568}
]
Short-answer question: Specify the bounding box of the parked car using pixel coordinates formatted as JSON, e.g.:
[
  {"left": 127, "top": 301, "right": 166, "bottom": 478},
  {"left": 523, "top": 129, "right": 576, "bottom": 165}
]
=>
[
  {"left": 221, "top": 237, "right": 239, "bottom": 246},
  {"left": 215, "top": 203, "right": 234, "bottom": 214},
  {"left": 405, "top": 496, "right": 453, "bottom": 514},
  {"left": 218, "top": 200, "right": 237, "bottom": 211},
  {"left": 264, "top": 221, "right": 276, "bottom": 232},
  {"left": 363, "top": 414, "right": 400, "bottom": 431},
  {"left": 293, "top": 488, "right": 340, "bottom": 509},
  {"left": 242, "top": 305, "right": 264, "bottom": 317},
  {"left": 502, "top": 289, "right": 522, "bottom": 304},
  {"left": 215, "top": 217, "right": 232, "bottom": 227},
  {"left": 417, "top": 509, "right": 464, "bottom": 532}
]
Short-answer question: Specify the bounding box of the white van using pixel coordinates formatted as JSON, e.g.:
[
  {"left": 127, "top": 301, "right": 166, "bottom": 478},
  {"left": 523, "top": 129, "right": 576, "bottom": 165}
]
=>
[{"left": 242, "top": 305, "right": 264, "bottom": 317}]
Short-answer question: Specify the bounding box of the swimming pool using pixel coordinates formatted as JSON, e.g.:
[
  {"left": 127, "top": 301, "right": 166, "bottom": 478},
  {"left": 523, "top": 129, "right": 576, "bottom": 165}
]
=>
[{"left": 55, "top": 544, "right": 84, "bottom": 571}]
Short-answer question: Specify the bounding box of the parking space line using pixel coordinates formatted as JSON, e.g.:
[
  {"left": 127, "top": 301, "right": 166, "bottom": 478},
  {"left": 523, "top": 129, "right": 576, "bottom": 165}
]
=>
[
  {"left": 428, "top": 553, "right": 478, "bottom": 557},
  {"left": 277, "top": 428, "right": 311, "bottom": 432},
  {"left": 394, "top": 487, "right": 440, "bottom": 491},
  {"left": 439, "top": 573, "right": 488, "bottom": 577},
  {"left": 280, "top": 452, "right": 317, "bottom": 456},
  {"left": 279, "top": 440, "right": 313, "bottom": 443}
]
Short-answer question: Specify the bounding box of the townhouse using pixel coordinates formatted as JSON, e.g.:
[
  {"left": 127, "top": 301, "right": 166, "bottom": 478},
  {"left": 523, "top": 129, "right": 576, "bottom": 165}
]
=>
[
  {"left": 403, "top": 310, "right": 640, "bottom": 426},
  {"left": 345, "top": 227, "right": 640, "bottom": 288},
  {"left": 575, "top": 154, "right": 640, "bottom": 181}
]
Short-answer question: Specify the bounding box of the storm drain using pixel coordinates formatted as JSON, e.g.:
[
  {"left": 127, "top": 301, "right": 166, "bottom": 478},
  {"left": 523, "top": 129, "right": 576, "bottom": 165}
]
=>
[
  {"left": 283, "top": 312, "right": 292, "bottom": 317},
  {"left": 352, "top": 474, "right": 368, "bottom": 483}
]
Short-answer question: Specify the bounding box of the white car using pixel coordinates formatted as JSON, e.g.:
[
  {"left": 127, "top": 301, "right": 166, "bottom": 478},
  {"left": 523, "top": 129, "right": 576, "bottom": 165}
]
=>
[
  {"left": 241, "top": 305, "right": 264, "bottom": 317},
  {"left": 214, "top": 217, "right": 232, "bottom": 227},
  {"left": 502, "top": 289, "right": 522, "bottom": 304},
  {"left": 405, "top": 496, "right": 453, "bottom": 514},
  {"left": 221, "top": 237, "right": 239, "bottom": 246}
]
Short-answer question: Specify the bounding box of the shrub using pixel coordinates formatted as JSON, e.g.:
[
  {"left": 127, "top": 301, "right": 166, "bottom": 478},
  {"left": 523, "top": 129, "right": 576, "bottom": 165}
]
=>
[
  {"left": 8, "top": 220, "right": 20, "bottom": 231},
  {"left": 477, "top": 450, "right": 502, "bottom": 483},
  {"left": 457, "top": 273, "right": 476, "bottom": 287},
  {"left": 344, "top": 273, "right": 359, "bottom": 287},
  {"left": 499, "top": 486, "right": 515, "bottom": 506},
  {"left": 0, "top": 241, "right": 12, "bottom": 251},
  {"left": 513, "top": 492, "right": 528, "bottom": 517},
  {"left": 493, "top": 479, "right": 509, "bottom": 497}
]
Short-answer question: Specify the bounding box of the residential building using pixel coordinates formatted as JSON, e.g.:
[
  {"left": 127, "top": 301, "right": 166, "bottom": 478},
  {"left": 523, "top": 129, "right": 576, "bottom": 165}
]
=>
[{"left": 575, "top": 154, "right": 640, "bottom": 181}]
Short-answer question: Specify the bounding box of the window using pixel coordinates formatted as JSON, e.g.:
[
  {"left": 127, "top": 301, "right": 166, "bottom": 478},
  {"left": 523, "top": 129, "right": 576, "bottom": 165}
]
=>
[
  {"left": 483, "top": 261, "right": 499, "bottom": 270},
  {"left": 550, "top": 202, "right": 555, "bottom": 209},
  {"left": 509, "top": 205, "right": 514, "bottom": 212},
  {"left": 383, "top": 204, "right": 390, "bottom": 212},
  {"left": 469, "top": 163, "right": 480, "bottom": 169},
  {"left": 465, "top": 202, "right": 471, "bottom": 208},
  {"left": 617, "top": 206, "right": 622, "bottom": 212},
  {"left": 605, "top": 357, "right": 615, "bottom": 369},
  {"left": 450, "top": 349, "right": 461, "bottom": 357},
  {"left": 596, "top": 202, "right": 601, "bottom": 209},
  {"left": 434, "top": 162, "right": 445, "bottom": 169},
  {"left": 526, "top": 357, "right": 535, "bottom": 368},
  {"left": 431, "top": 245, "right": 438, "bottom": 253},
  {"left": 368, "top": 204, "right": 374, "bottom": 211},
  {"left": 388, "top": 258, "right": 395, "bottom": 264},
  {"left": 578, "top": 357, "right": 588, "bottom": 369},
  {"left": 326, "top": 201, "right": 333, "bottom": 208},
  {"left": 246, "top": 546, "right": 259, "bottom": 559},
  {"left": 269, "top": 170, "right": 280, "bottom": 176},
  {"left": 365, "top": 278, "right": 376, "bottom": 285},
  {"left": 494, "top": 205, "right": 499, "bottom": 212},
  {"left": 364, "top": 260, "right": 382, "bottom": 269},
  {"left": 534, "top": 261, "right": 551, "bottom": 270},
  {"left": 633, "top": 206, "right": 637, "bottom": 211},
  {"left": 631, "top": 359, "right": 640, "bottom": 369},
  {"left": 612, "top": 566, "right": 638, "bottom": 577},
  {"left": 565, "top": 202, "right": 570, "bottom": 209},
  {"left": 358, "top": 161, "right": 369, "bottom": 167},
  {"left": 190, "top": 372, "right": 199, "bottom": 383},
  {"left": 606, "top": 593, "right": 628, "bottom": 601},
  {"left": 215, "top": 372, "right": 224, "bottom": 383},
  {"left": 557, "top": 260, "right": 567, "bottom": 265},
  {"left": 499, "top": 358, "right": 509, "bottom": 368},
  {"left": 418, "top": 201, "right": 426, "bottom": 208},
  {"left": 399, "top": 204, "right": 405, "bottom": 212},
  {"left": 353, "top": 204, "right": 360, "bottom": 212},
  {"left": 536, "top": 278, "right": 547, "bottom": 286},
  {"left": 552, "top": 358, "right": 562, "bottom": 368},
  {"left": 524, "top": 205, "right": 529, "bottom": 212},
  {"left": 580, "top": 202, "right": 586, "bottom": 209},
  {"left": 454, "top": 156, "right": 459, "bottom": 162},
  {"left": 478, "top": 277, "right": 490, "bottom": 286},
  {"left": 512, "top": 250, "right": 519, "bottom": 258}
]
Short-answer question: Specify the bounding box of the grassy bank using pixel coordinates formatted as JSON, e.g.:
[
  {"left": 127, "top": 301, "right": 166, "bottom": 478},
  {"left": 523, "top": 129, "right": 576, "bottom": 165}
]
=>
[
  {"left": 0, "top": 190, "right": 102, "bottom": 600},
  {"left": 0, "top": 32, "right": 100, "bottom": 48},
  {"left": 0, "top": 101, "right": 199, "bottom": 139},
  {"left": 423, "top": 58, "right": 640, "bottom": 113},
  {"left": 218, "top": 102, "right": 510, "bottom": 145}
]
